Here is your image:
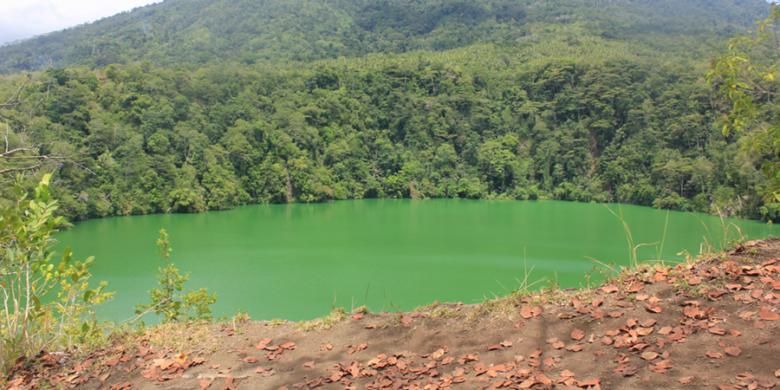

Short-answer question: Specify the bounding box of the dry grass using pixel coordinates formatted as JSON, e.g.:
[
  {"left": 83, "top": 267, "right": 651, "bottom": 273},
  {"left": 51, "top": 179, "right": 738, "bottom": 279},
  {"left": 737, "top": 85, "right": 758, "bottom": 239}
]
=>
[
  {"left": 413, "top": 302, "right": 462, "bottom": 319},
  {"left": 297, "top": 307, "right": 347, "bottom": 332}
]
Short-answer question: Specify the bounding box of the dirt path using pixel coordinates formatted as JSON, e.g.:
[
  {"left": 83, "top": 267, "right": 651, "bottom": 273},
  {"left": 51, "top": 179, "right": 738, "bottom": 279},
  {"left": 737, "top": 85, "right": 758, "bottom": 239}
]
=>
[{"left": 6, "top": 240, "right": 780, "bottom": 389}]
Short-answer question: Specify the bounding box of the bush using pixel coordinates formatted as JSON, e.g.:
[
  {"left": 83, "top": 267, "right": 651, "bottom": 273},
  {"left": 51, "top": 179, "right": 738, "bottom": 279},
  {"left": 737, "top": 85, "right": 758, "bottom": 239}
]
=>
[
  {"left": 0, "top": 174, "right": 111, "bottom": 371},
  {"left": 135, "top": 229, "right": 216, "bottom": 323}
]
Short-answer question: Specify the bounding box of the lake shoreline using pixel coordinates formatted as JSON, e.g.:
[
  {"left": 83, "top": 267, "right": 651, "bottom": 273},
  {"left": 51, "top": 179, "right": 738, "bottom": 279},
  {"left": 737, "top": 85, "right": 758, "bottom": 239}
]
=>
[
  {"left": 9, "top": 238, "right": 780, "bottom": 389},
  {"left": 56, "top": 199, "right": 780, "bottom": 323},
  {"left": 65, "top": 197, "right": 777, "bottom": 226}
]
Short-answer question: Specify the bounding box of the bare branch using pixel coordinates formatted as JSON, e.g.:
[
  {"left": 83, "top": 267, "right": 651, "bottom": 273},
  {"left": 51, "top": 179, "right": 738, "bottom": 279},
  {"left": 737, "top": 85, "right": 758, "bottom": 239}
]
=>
[
  {"left": 0, "top": 163, "right": 43, "bottom": 175},
  {"left": 0, "top": 75, "right": 30, "bottom": 108},
  {"left": 0, "top": 147, "right": 37, "bottom": 158},
  {"left": 0, "top": 77, "right": 29, "bottom": 109},
  {"left": 0, "top": 153, "right": 81, "bottom": 176}
]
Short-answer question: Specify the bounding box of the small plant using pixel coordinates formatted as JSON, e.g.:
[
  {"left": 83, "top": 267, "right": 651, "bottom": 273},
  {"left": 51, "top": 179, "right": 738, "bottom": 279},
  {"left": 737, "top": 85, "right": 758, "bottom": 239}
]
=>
[
  {"left": 134, "top": 229, "right": 216, "bottom": 323},
  {"left": 231, "top": 311, "right": 251, "bottom": 329},
  {"left": 0, "top": 174, "right": 111, "bottom": 371}
]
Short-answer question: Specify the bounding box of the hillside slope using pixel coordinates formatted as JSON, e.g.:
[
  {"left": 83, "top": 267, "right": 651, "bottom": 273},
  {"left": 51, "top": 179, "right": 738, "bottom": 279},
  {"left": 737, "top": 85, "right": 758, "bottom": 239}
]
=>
[{"left": 0, "top": 0, "right": 770, "bottom": 73}]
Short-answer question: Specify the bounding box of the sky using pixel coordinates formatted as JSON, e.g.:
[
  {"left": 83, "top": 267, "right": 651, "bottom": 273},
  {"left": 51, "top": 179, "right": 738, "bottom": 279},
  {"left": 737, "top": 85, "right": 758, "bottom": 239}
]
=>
[{"left": 0, "top": 0, "right": 162, "bottom": 44}]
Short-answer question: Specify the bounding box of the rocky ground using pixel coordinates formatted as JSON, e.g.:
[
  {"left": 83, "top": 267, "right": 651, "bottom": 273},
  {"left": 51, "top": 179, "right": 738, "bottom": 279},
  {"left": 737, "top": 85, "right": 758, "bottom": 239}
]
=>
[{"left": 4, "top": 239, "right": 780, "bottom": 390}]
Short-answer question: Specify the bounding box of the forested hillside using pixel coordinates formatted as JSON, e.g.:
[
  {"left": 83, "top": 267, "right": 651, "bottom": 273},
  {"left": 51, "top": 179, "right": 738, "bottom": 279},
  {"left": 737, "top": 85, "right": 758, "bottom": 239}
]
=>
[
  {"left": 0, "top": 0, "right": 777, "bottom": 222},
  {"left": 0, "top": 0, "right": 769, "bottom": 73}
]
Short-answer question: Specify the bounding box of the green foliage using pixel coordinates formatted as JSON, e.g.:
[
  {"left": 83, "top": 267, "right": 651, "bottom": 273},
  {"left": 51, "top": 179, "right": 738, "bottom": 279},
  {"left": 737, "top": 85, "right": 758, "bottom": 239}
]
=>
[
  {"left": 1, "top": 50, "right": 776, "bottom": 220},
  {"left": 135, "top": 229, "right": 216, "bottom": 323},
  {"left": 0, "top": 0, "right": 769, "bottom": 73},
  {"left": 0, "top": 1, "right": 775, "bottom": 222},
  {"left": 0, "top": 174, "right": 111, "bottom": 371},
  {"left": 708, "top": 5, "right": 780, "bottom": 219}
]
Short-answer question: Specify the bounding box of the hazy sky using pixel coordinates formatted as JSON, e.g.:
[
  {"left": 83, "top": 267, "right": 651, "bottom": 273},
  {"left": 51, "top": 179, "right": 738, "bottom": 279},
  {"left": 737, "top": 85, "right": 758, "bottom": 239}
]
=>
[{"left": 0, "top": 0, "right": 162, "bottom": 44}]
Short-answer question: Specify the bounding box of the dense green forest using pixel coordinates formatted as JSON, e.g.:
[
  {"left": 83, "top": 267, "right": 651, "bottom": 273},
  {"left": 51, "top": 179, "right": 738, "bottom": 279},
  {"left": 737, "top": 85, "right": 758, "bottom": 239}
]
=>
[
  {"left": 0, "top": 0, "right": 777, "bottom": 221},
  {"left": 0, "top": 0, "right": 769, "bottom": 73}
]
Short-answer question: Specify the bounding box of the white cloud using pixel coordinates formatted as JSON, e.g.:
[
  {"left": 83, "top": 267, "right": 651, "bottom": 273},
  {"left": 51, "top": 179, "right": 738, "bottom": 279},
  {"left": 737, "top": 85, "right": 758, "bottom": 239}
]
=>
[{"left": 0, "top": 0, "right": 162, "bottom": 44}]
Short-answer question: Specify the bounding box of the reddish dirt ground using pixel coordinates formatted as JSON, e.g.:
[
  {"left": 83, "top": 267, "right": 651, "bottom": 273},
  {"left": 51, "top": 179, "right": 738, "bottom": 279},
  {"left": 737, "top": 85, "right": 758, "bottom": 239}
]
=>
[{"left": 4, "top": 239, "right": 780, "bottom": 390}]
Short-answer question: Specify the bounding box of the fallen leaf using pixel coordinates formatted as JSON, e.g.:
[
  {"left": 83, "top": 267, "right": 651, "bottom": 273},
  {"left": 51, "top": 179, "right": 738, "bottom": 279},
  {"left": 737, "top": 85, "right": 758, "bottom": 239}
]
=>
[
  {"left": 725, "top": 283, "right": 742, "bottom": 291},
  {"left": 458, "top": 353, "right": 479, "bottom": 364},
  {"left": 641, "top": 351, "right": 658, "bottom": 361},
  {"left": 199, "top": 378, "right": 212, "bottom": 390},
  {"left": 639, "top": 319, "right": 657, "bottom": 327},
  {"left": 566, "top": 344, "right": 584, "bottom": 352},
  {"left": 561, "top": 369, "right": 575, "bottom": 378},
  {"left": 706, "top": 351, "right": 724, "bottom": 359},
  {"left": 683, "top": 306, "right": 706, "bottom": 319},
  {"left": 709, "top": 327, "right": 727, "bottom": 336},
  {"left": 645, "top": 304, "right": 662, "bottom": 314},
  {"left": 303, "top": 361, "right": 315, "bottom": 368},
  {"left": 222, "top": 376, "right": 235, "bottom": 390},
  {"left": 758, "top": 307, "right": 780, "bottom": 321},
  {"left": 679, "top": 376, "right": 695, "bottom": 384},
  {"left": 627, "top": 281, "right": 644, "bottom": 293},
  {"left": 255, "top": 338, "right": 272, "bottom": 350},
  {"left": 242, "top": 357, "right": 258, "bottom": 364},
  {"left": 520, "top": 305, "right": 542, "bottom": 319},
  {"left": 636, "top": 327, "right": 654, "bottom": 336},
  {"left": 536, "top": 373, "right": 553, "bottom": 385},
  {"left": 601, "top": 284, "right": 618, "bottom": 294},
  {"left": 724, "top": 346, "right": 742, "bottom": 357},
  {"left": 571, "top": 328, "right": 585, "bottom": 341},
  {"left": 578, "top": 378, "right": 601, "bottom": 387},
  {"left": 687, "top": 276, "right": 702, "bottom": 286},
  {"left": 519, "top": 378, "right": 536, "bottom": 388},
  {"left": 650, "top": 359, "right": 673, "bottom": 373},
  {"left": 347, "top": 343, "right": 368, "bottom": 354}
]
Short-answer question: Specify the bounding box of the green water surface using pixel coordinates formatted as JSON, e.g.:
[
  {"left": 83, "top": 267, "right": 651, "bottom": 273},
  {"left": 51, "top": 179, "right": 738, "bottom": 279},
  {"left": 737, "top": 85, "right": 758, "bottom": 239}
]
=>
[{"left": 55, "top": 200, "right": 779, "bottom": 322}]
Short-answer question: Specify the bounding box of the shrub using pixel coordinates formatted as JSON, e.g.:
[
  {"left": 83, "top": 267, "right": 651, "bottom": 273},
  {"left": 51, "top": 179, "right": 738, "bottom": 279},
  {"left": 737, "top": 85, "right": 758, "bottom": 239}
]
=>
[
  {"left": 0, "top": 174, "right": 111, "bottom": 371},
  {"left": 135, "top": 229, "right": 216, "bottom": 323}
]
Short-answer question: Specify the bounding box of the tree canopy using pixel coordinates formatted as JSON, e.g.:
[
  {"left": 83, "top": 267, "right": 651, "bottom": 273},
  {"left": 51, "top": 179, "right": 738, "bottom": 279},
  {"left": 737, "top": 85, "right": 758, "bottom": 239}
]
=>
[
  {"left": 0, "top": 0, "right": 776, "bottom": 222},
  {"left": 0, "top": 0, "right": 769, "bottom": 73}
]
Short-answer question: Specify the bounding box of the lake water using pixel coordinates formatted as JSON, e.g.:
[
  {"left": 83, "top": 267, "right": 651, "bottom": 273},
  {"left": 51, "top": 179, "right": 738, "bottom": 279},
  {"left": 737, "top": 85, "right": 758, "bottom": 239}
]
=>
[{"left": 55, "top": 200, "right": 779, "bottom": 322}]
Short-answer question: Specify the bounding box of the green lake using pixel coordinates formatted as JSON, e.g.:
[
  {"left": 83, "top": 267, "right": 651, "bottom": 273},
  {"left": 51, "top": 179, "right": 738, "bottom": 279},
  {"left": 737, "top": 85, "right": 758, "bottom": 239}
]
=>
[{"left": 55, "top": 200, "right": 779, "bottom": 322}]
